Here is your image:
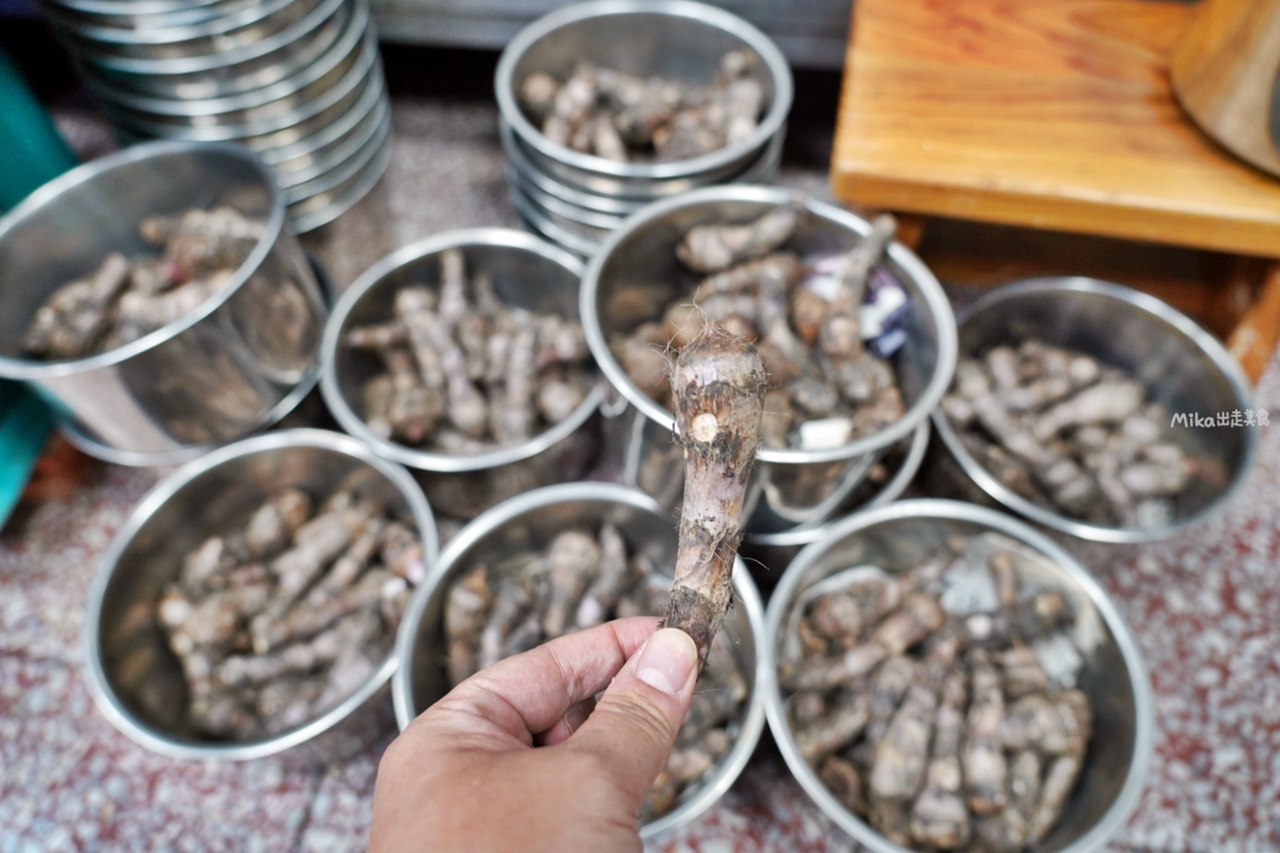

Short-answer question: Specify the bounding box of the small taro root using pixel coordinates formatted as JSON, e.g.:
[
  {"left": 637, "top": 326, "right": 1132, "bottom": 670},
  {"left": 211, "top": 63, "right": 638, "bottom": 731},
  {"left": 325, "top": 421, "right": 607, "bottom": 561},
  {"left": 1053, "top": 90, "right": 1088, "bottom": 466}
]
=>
[{"left": 662, "top": 326, "right": 767, "bottom": 667}]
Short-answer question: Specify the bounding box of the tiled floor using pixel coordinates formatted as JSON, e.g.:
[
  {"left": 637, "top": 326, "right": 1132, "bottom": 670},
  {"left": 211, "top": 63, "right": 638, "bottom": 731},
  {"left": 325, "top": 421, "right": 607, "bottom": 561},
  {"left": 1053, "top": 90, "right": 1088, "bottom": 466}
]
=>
[{"left": 5, "top": 87, "right": 1279, "bottom": 852}]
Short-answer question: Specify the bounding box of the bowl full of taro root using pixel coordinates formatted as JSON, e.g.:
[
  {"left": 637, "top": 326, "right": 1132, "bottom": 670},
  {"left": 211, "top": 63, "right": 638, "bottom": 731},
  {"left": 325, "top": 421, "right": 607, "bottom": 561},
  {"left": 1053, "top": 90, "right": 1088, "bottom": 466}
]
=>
[
  {"left": 581, "top": 185, "right": 957, "bottom": 532},
  {"left": 320, "top": 228, "right": 603, "bottom": 518},
  {"left": 763, "top": 499, "right": 1153, "bottom": 853},
  {"left": 933, "top": 277, "right": 1256, "bottom": 543},
  {"left": 84, "top": 429, "right": 438, "bottom": 759},
  {"left": 0, "top": 139, "right": 328, "bottom": 462},
  {"left": 495, "top": 0, "right": 792, "bottom": 193},
  {"left": 392, "top": 482, "right": 766, "bottom": 839}
]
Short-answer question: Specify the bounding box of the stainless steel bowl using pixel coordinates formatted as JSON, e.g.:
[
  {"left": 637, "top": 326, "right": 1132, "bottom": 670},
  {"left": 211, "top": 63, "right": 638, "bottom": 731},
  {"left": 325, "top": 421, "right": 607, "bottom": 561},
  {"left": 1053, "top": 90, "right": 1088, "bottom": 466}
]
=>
[
  {"left": 81, "top": 0, "right": 367, "bottom": 118},
  {"left": 494, "top": 0, "right": 792, "bottom": 197},
  {"left": 84, "top": 428, "right": 439, "bottom": 760},
  {"left": 762, "top": 499, "right": 1154, "bottom": 853},
  {"left": 273, "top": 91, "right": 387, "bottom": 188},
  {"left": 98, "top": 30, "right": 376, "bottom": 141},
  {"left": 85, "top": 0, "right": 349, "bottom": 100},
  {"left": 321, "top": 229, "right": 604, "bottom": 518},
  {"left": 286, "top": 126, "right": 390, "bottom": 233},
  {"left": 74, "top": 0, "right": 345, "bottom": 74},
  {"left": 282, "top": 103, "right": 389, "bottom": 205},
  {"left": 391, "top": 481, "right": 766, "bottom": 840},
  {"left": 0, "top": 140, "right": 327, "bottom": 459},
  {"left": 511, "top": 127, "right": 785, "bottom": 243},
  {"left": 746, "top": 419, "right": 929, "bottom": 549},
  {"left": 508, "top": 120, "right": 783, "bottom": 201},
  {"left": 511, "top": 189, "right": 604, "bottom": 259},
  {"left": 931, "top": 277, "right": 1257, "bottom": 544},
  {"left": 512, "top": 176, "right": 631, "bottom": 232},
  {"left": 258, "top": 63, "right": 383, "bottom": 167},
  {"left": 47, "top": 0, "right": 261, "bottom": 26},
  {"left": 51, "top": 0, "right": 312, "bottom": 54},
  {"left": 581, "top": 186, "right": 958, "bottom": 533}
]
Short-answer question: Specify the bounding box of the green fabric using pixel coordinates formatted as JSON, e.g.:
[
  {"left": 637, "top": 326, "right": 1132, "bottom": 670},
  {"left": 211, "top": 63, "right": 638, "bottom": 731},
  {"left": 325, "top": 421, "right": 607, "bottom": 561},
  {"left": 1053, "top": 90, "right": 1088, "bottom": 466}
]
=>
[
  {"left": 0, "top": 384, "right": 55, "bottom": 526},
  {"left": 0, "top": 47, "right": 78, "bottom": 212},
  {"left": 0, "top": 46, "right": 77, "bottom": 527}
]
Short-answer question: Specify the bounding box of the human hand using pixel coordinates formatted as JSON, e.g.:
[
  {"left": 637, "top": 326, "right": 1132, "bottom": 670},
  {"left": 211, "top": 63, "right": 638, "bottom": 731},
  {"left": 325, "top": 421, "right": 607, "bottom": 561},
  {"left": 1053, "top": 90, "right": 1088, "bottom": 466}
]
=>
[{"left": 368, "top": 616, "right": 699, "bottom": 853}]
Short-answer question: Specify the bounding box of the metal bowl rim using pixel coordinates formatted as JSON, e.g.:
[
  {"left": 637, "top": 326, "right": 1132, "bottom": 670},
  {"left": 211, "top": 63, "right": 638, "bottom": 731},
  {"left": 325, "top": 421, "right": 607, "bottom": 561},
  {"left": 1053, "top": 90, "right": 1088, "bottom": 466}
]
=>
[
  {"left": 746, "top": 419, "right": 931, "bottom": 547},
  {"left": 276, "top": 95, "right": 388, "bottom": 189},
  {"left": 80, "top": 0, "right": 347, "bottom": 95},
  {"left": 260, "top": 70, "right": 384, "bottom": 166},
  {"left": 82, "top": 427, "right": 440, "bottom": 760},
  {"left": 83, "top": 0, "right": 366, "bottom": 116},
  {"left": 287, "top": 131, "right": 390, "bottom": 234},
  {"left": 931, "top": 275, "right": 1258, "bottom": 544},
  {"left": 494, "top": 0, "right": 793, "bottom": 181},
  {"left": 98, "top": 34, "right": 378, "bottom": 142},
  {"left": 76, "top": 0, "right": 345, "bottom": 75},
  {"left": 511, "top": 190, "right": 603, "bottom": 258},
  {"left": 52, "top": 0, "right": 306, "bottom": 46},
  {"left": 283, "top": 106, "right": 389, "bottom": 203},
  {"left": 57, "top": 366, "right": 322, "bottom": 466},
  {"left": 319, "top": 228, "right": 603, "bottom": 470},
  {"left": 48, "top": 0, "right": 241, "bottom": 19},
  {"left": 760, "top": 497, "right": 1155, "bottom": 853},
  {"left": 0, "top": 139, "right": 286, "bottom": 380},
  {"left": 389, "top": 480, "right": 767, "bottom": 840},
  {"left": 507, "top": 127, "right": 784, "bottom": 225},
  {"left": 580, "top": 185, "right": 959, "bottom": 465}
]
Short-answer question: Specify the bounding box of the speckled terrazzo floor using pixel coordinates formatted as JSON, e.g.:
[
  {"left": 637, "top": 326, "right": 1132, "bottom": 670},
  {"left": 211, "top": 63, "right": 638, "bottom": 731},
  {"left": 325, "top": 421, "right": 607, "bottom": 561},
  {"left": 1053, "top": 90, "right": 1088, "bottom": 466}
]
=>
[{"left": 5, "top": 76, "right": 1279, "bottom": 853}]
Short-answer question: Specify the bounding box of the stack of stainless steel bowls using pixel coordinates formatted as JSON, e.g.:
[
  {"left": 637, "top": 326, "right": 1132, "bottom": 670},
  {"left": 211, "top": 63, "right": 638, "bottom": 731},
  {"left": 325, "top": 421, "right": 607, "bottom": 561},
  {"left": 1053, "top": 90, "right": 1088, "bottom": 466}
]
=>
[
  {"left": 38, "top": 0, "right": 390, "bottom": 233},
  {"left": 494, "top": 0, "right": 793, "bottom": 258}
]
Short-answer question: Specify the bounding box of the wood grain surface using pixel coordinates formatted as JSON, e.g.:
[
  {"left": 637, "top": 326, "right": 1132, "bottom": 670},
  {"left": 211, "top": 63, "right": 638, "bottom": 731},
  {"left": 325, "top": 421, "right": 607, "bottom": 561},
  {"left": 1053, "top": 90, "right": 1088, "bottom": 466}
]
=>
[{"left": 831, "top": 0, "right": 1280, "bottom": 258}]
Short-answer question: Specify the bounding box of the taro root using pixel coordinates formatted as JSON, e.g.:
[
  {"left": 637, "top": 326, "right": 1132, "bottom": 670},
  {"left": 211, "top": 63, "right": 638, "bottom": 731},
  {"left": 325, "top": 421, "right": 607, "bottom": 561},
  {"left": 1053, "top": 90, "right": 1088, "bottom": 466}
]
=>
[
  {"left": 156, "top": 487, "right": 422, "bottom": 739},
  {"left": 518, "top": 50, "right": 766, "bottom": 163},
  {"left": 779, "top": 533, "right": 1096, "bottom": 852},
  {"left": 441, "top": 522, "right": 749, "bottom": 821},
  {"left": 609, "top": 205, "right": 911, "bottom": 451},
  {"left": 663, "top": 327, "right": 766, "bottom": 668},
  {"left": 344, "top": 249, "right": 594, "bottom": 453},
  {"left": 21, "top": 206, "right": 265, "bottom": 361},
  {"left": 942, "top": 339, "right": 1208, "bottom": 529}
]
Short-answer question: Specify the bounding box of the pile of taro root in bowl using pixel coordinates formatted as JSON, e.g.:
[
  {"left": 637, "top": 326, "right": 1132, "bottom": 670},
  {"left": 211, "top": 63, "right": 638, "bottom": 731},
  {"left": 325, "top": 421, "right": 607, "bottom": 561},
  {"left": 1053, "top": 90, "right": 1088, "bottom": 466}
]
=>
[
  {"left": 584, "top": 188, "right": 956, "bottom": 461},
  {"left": 932, "top": 278, "right": 1254, "bottom": 542},
  {"left": 84, "top": 430, "right": 438, "bottom": 759},
  {"left": 763, "top": 500, "right": 1153, "bottom": 853},
  {"left": 322, "top": 231, "right": 601, "bottom": 470},
  {"left": 20, "top": 205, "right": 267, "bottom": 362}
]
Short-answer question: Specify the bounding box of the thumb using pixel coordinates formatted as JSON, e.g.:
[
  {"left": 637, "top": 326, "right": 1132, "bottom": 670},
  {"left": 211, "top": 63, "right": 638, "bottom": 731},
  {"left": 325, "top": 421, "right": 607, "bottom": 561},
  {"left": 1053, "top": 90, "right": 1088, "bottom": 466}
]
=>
[{"left": 566, "top": 627, "right": 699, "bottom": 806}]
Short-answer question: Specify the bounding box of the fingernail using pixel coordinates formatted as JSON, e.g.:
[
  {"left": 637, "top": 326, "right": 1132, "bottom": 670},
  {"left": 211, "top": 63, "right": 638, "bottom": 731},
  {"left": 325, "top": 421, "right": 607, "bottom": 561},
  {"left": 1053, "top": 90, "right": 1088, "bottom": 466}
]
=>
[{"left": 635, "top": 628, "right": 698, "bottom": 696}]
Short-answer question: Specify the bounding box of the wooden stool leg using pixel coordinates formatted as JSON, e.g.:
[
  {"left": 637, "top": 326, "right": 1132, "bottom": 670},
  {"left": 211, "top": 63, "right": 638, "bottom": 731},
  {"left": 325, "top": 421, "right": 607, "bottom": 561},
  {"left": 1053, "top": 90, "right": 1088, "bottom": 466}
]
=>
[{"left": 1228, "top": 262, "right": 1280, "bottom": 384}]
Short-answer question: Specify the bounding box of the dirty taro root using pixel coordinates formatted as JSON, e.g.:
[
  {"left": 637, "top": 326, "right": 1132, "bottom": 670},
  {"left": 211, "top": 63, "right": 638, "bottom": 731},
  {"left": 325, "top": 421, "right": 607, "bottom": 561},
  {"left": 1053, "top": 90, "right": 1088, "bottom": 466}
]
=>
[
  {"left": 156, "top": 487, "right": 423, "bottom": 739},
  {"left": 943, "top": 339, "right": 1213, "bottom": 529},
  {"left": 22, "top": 206, "right": 265, "bottom": 360},
  {"left": 344, "top": 248, "right": 594, "bottom": 452},
  {"left": 609, "top": 204, "right": 911, "bottom": 451},
  {"left": 778, "top": 533, "right": 1096, "bottom": 852},
  {"left": 518, "top": 49, "right": 766, "bottom": 162},
  {"left": 444, "top": 523, "right": 749, "bottom": 821}
]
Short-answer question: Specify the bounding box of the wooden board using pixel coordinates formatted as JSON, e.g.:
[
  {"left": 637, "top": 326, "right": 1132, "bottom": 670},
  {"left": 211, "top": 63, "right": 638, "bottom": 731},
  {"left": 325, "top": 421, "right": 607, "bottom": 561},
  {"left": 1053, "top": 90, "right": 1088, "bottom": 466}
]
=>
[{"left": 831, "top": 0, "right": 1280, "bottom": 259}]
